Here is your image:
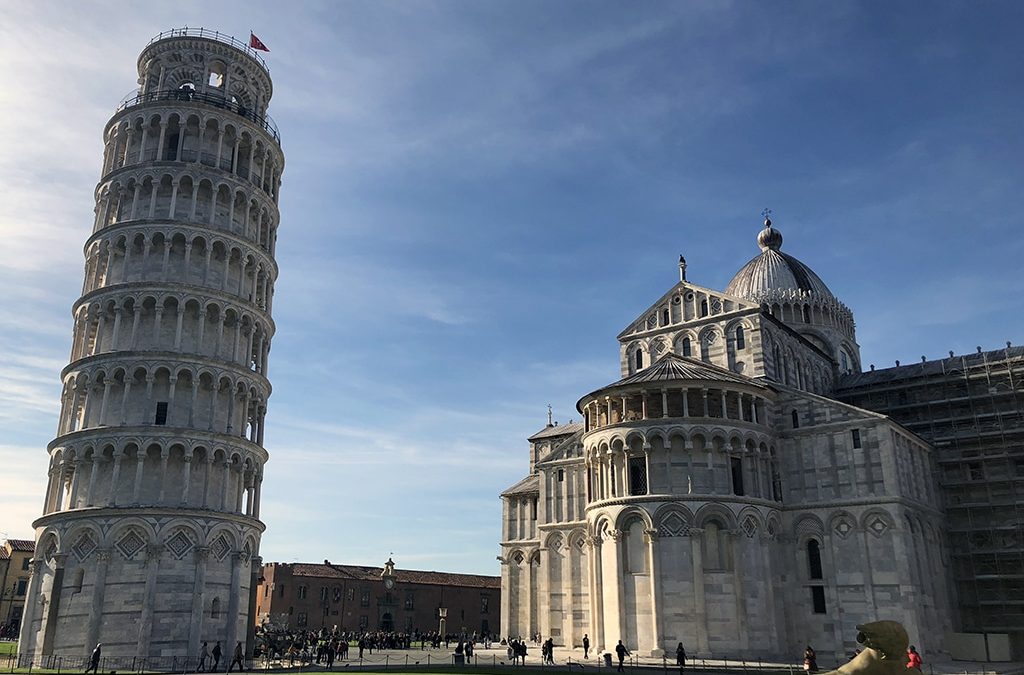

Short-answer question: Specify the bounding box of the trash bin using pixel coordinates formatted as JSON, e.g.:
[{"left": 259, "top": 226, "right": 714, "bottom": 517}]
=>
[
  {"left": 604, "top": 653, "right": 613, "bottom": 668},
  {"left": 453, "top": 654, "right": 465, "bottom": 665}
]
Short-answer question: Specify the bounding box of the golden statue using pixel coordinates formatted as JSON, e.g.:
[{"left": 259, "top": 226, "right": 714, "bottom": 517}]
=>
[{"left": 819, "top": 621, "right": 922, "bottom": 675}]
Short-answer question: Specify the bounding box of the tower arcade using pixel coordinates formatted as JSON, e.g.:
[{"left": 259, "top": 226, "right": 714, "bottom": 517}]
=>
[{"left": 18, "top": 29, "right": 284, "bottom": 663}]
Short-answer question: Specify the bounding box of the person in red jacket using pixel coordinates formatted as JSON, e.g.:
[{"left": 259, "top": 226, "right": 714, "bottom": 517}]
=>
[{"left": 907, "top": 645, "right": 922, "bottom": 671}]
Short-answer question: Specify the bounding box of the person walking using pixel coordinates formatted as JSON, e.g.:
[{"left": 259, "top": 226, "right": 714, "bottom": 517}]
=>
[
  {"left": 212, "top": 641, "right": 222, "bottom": 671},
  {"left": 907, "top": 646, "right": 922, "bottom": 671},
  {"left": 803, "top": 646, "right": 817, "bottom": 673},
  {"left": 615, "top": 640, "right": 630, "bottom": 672},
  {"left": 198, "top": 641, "right": 209, "bottom": 672},
  {"left": 582, "top": 634, "right": 590, "bottom": 659},
  {"left": 228, "top": 641, "right": 245, "bottom": 672},
  {"left": 84, "top": 643, "right": 102, "bottom": 674},
  {"left": 676, "top": 643, "right": 686, "bottom": 674}
]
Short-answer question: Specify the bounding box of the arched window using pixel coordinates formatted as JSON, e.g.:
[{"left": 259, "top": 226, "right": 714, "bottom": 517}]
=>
[
  {"left": 625, "top": 519, "right": 647, "bottom": 573},
  {"left": 662, "top": 308, "right": 670, "bottom": 325},
  {"left": 211, "top": 597, "right": 221, "bottom": 619},
  {"left": 791, "top": 409, "right": 800, "bottom": 429},
  {"left": 735, "top": 326, "right": 745, "bottom": 350},
  {"left": 730, "top": 456, "right": 745, "bottom": 496},
  {"left": 807, "top": 540, "right": 823, "bottom": 579},
  {"left": 634, "top": 349, "right": 643, "bottom": 371},
  {"left": 682, "top": 337, "right": 692, "bottom": 357},
  {"left": 703, "top": 521, "right": 727, "bottom": 570},
  {"left": 700, "top": 299, "right": 709, "bottom": 317},
  {"left": 840, "top": 350, "right": 851, "bottom": 373},
  {"left": 628, "top": 456, "right": 648, "bottom": 496},
  {"left": 802, "top": 305, "right": 811, "bottom": 323}
]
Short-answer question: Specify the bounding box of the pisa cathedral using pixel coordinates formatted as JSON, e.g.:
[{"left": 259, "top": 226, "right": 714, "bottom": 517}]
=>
[
  {"left": 499, "top": 218, "right": 960, "bottom": 661},
  {"left": 18, "top": 30, "right": 282, "bottom": 663}
]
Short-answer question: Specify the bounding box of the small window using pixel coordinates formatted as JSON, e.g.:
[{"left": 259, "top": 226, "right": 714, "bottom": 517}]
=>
[
  {"left": 810, "top": 586, "right": 827, "bottom": 614},
  {"left": 682, "top": 337, "right": 692, "bottom": 357},
  {"left": 851, "top": 429, "right": 861, "bottom": 449},
  {"left": 155, "top": 402, "right": 168, "bottom": 425},
  {"left": 279, "top": 583, "right": 285, "bottom": 598},
  {"left": 288, "top": 606, "right": 293, "bottom": 615},
  {"left": 791, "top": 409, "right": 800, "bottom": 429},
  {"left": 635, "top": 349, "right": 643, "bottom": 370},
  {"left": 807, "top": 540, "right": 823, "bottom": 580},
  {"left": 22, "top": 558, "right": 31, "bottom": 571},
  {"left": 347, "top": 588, "right": 355, "bottom": 601},
  {"left": 735, "top": 326, "right": 745, "bottom": 350},
  {"left": 802, "top": 305, "right": 811, "bottom": 323},
  {"left": 359, "top": 615, "right": 368, "bottom": 629},
  {"left": 557, "top": 468, "right": 564, "bottom": 482},
  {"left": 628, "top": 456, "right": 648, "bottom": 496},
  {"left": 730, "top": 457, "right": 745, "bottom": 496},
  {"left": 700, "top": 299, "right": 709, "bottom": 317},
  {"left": 360, "top": 590, "right": 370, "bottom": 607},
  {"left": 297, "top": 612, "right": 307, "bottom": 628},
  {"left": 297, "top": 585, "right": 307, "bottom": 599},
  {"left": 404, "top": 592, "right": 414, "bottom": 610},
  {"left": 662, "top": 309, "right": 670, "bottom": 325},
  {"left": 320, "top": 587, "right": 328, "bottom": 601},
  {"left": 481, "top": 595, "right": 490, "bottom": 614}
]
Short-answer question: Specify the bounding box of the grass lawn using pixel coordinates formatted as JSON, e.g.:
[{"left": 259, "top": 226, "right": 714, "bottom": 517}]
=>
[{"left": 0, "top": 641, "right": 18, "bottom": 655}]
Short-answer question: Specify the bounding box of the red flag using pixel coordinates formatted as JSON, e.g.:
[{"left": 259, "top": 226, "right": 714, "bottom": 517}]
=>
[{"left": 249, "top": 33, "right": 270, "bottom": 52}]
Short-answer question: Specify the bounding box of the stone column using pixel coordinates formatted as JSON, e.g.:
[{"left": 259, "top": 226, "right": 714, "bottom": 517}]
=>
[
  {"left": 499, "top": 557, "right": 512, "bottom": 641},
  {"left": 133, "top": 448, "right": 145, "bottom": 504},
  {"left": 84, "top": 548, "right": 111, "bottom": 657},
  {"left": 108, "top": 449, "right": 124, "bottom": 506},
  {"left": 246, "top": 556, "right": 262, "bottom": 658},
  {"left": 188, "top": 547, "right": 210, "bottom": 662},
  {"left": 41, "top": 554, "right": 68, "bottom": 653},
  {"left": 136, "top": 544, "right": 163, "bottom": 657},
  {"left": 690, "top": 531, "right": 709, "bottom": 655},
  {"left": 644, "top": 530, "right": 664, "bottom": 656},
  {"left": 729, "top": 532, "right": 748, "bottom": 652},
  {"left": 225, "top": 552, "right": 244, "bottom": 661},
  {"left": 538, "top": 546, "right": 551, "bottom": 642},
  {"left": 588, "top": 536, "right": 604, "bottom": 652},
  {"left": 17, "top": 559, "right": 46, "bottom": 655}
]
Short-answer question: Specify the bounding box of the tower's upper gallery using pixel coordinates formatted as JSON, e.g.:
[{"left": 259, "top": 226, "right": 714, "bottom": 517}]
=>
[
  {"left": 725, "top": 218, "right": 836, "bottom": 302},
  {"left": 136, "top": 28, "right": 275, "bottom": 125}
]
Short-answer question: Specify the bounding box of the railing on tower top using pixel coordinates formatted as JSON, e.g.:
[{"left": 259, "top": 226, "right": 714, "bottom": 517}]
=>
[
  {"left": 146, "top": 27, "right": 270, "bottom": 73},
  {"left": 116, "top": 88, "right": 281, "bottom": 143}
]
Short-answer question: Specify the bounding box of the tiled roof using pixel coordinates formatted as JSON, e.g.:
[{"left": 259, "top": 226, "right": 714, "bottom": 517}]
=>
[
  {"left": 5, "top": 539, "right": 35, "bottom": 552},
  {"left": 275, "top": 563, "right": 499, "bottom": 589},
  {"left": 581, "top": 354, "right": 761, "bottom": 406},
  {"left": 838, "top": 346, "right": 1024, "bottom": 389},
  {"left": 0, "top": 549, "right": 9, "bottom": 560},
  {"left": 501, "top": 474, "right": 539, "bottom": 497},
  {"left": 528, "top": 421, "right": 584, "bottom": 441}
]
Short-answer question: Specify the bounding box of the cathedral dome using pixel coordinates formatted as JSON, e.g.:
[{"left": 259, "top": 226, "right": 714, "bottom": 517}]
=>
[{"left": 725, "top": 217, "right": 836, "bottom": 301}]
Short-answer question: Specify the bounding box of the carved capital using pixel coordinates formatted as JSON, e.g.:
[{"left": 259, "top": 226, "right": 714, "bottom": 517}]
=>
[
  {"left": 146, "top": 544, "right": 165, "bottom": 562},
  {"left": 643, "top": 529, "right": 660, "bottom": 543},
  {"left": 194, "top": 546, "right": 210, "bottom": 562},
  {"left": 95, "top": 548, "right": 112, "bottom": 562}
]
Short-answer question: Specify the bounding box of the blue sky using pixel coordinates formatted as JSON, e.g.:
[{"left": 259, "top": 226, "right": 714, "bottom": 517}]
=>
[{"left": 1, "top": 1, "right": 1022, "bottom": 574}]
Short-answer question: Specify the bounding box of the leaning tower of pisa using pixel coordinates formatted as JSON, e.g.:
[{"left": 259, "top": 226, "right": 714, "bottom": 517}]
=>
[{"left": 18, "top": 29, "right": 284, "bottom": 665}]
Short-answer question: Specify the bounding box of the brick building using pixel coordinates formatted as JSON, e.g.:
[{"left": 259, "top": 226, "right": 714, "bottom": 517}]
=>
[
  {"left": 0, "top": 539, "right": 35, "bottom": 634},
  {"left": 256, "top": 559, "right": 500, "bottom": 637}
]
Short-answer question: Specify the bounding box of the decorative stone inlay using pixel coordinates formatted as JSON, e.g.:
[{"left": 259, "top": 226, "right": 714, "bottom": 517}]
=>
[
  {"left": 659, "top": 512, "right": 691, "bottom": 537},
  {"left": 72, "top": 532, "right": 97, "bottom": 562},
  {"left": 742, "top": 516, "right": 758, "bottom": 538},
  {"left": 512, "top": 551, "right": 525, "bottom": 565},
  {"left": 833, "top": 518, "right": 854, "bottom": 539},
  {"left": 550, "top": 537, "right": 563, "bottom": 552},
  {"left": 211, "top": 534, "right": 231, "bottom": 561},
  {"left": 766, "top": 519, "right": 778, "bottom": 538},
  {"left": 652, "top": 338, "right": 667, "bottom": 355},
  {"left": 867, "top": 515, "right": 889, "bottom": 537},
  {"left": 646, "top": 314, "right": 657, "bottom": 329},
  {"left": 575, "top": 537, "right": 586, "bottom": 551},
  {"left": 116, "top": 530, "right": 147, "bottom": 560},
  {"left": 165, "top": 530, "right": 194, "bottom": 559}
]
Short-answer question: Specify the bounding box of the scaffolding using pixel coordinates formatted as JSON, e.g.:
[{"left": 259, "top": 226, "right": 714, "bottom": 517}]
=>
[{"left": 838, "top": 346, "right": 1024, "bottom": 634}]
